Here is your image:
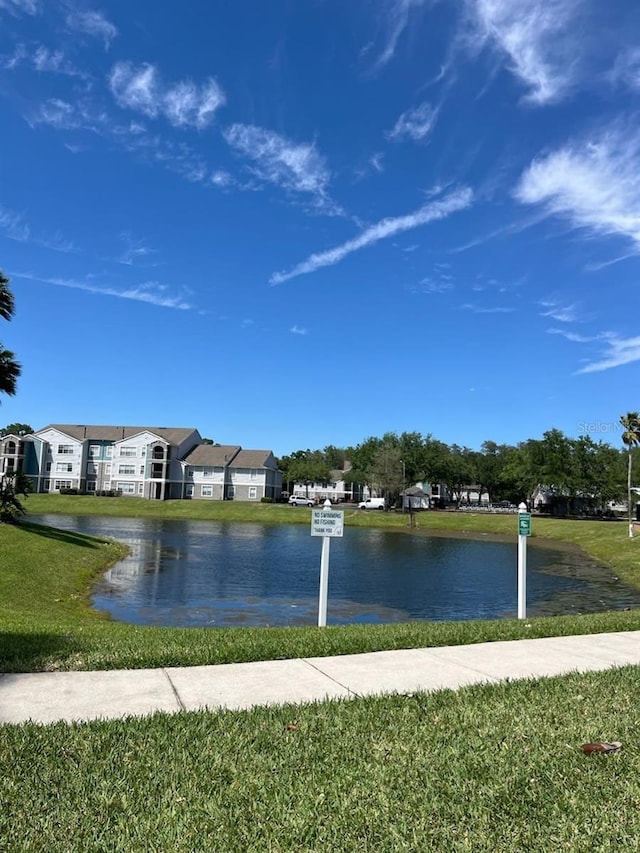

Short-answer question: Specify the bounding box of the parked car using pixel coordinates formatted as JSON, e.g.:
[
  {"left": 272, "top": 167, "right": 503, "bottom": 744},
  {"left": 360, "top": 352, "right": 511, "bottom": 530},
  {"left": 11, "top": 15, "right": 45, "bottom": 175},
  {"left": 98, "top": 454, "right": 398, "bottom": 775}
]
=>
[
  {"left": 358, "top": 497, "right": 386, "bottom": 510},
  {"left": 288, "top": 495, "right": 314, "bottom": 507}
]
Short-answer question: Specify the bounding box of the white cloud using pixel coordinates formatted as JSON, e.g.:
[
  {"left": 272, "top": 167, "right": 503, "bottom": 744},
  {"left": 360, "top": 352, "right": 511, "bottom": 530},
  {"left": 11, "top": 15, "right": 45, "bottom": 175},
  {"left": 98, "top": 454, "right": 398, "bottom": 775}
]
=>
[
  {"left": 224, "top": 124, "right": 333, "bottom": 204},
  {"left": 387, "top": 102, "right": 438, "bottom": 142},
  {"left": 270, "top": 187, "right": 472, "bottom": 284},
  {"left": 0, "top": 0, "right": 39, "bottom": 14},
  {"left": 210, "top": 170, "right": 234, "bottom": 188},
  {"left": 539, "top": 301, "right": 581, "bottom": 323},
  {"left": 13, "top": 272, "right": 192, "bottom": 310},
  {"left": 461, "top": 303, "right": 514, "bottom": 314},
  {"left": 0, "top": 205, "right": 30, "bottom": 241},
  {"left": 414, "top": 277, "right": 453, "bottom": 294},
  {"left": 515, "top": 123, "right": 640, "bottom": 250},
  {"left": 547, "top": 328, "right": 596, "bottom": 344},
  {"left": 576, "top": 334, "right": 640, "bottom": 374},
  {"left": 369, "top": 0, "right": 430, "bottom": 70},
  {"left": 464, "top": 0, "right": 586, "bottom": 104},
  {"left": 610, "top": 47, "right": 640, "bottom": 92},
  {"left": 109, "top": 62, "right": 226, "bottom": 129},
  {"left": 66, "top": 10, "right": 117, "bottom": 48},
  {"left": 370, "top": 152, "right": 385, "bottom": 172},
  {"left": 290, "top": 325, "right": 308, "bottom": 335},
  {"left": 163, "top": 79, "right": 226, "bottom": 129}
]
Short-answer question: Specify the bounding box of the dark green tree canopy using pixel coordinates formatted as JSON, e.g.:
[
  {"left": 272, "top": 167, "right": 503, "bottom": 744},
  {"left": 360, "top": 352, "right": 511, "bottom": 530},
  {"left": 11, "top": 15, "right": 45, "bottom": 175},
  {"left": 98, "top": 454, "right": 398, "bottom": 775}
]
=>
[
  {"left": 1, "top": 423, "right": 33, "bottom": 437},
  {"left": 0, "top": 270, "right": 20, "bottom": 400}
]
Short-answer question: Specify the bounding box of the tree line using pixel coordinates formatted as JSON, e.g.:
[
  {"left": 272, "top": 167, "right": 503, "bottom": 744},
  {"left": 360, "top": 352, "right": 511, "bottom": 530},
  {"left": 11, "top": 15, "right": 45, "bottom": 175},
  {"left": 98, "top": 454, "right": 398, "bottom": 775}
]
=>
[{"left": 278, "top": 426, "right": 640, "bottom": 514}]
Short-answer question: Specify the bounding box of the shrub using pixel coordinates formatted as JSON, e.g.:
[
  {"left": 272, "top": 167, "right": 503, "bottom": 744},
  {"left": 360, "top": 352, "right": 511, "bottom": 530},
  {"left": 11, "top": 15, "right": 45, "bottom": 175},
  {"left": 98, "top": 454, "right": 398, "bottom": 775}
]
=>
[
  {"left": 260, "top": 496, "right": 274, "bottom": 503},
  {"left": 94, "top": 489, "right": 122, "bottom": 498},
  {"left": 59, "top": 487, "right": 79, "bottom": 495}
]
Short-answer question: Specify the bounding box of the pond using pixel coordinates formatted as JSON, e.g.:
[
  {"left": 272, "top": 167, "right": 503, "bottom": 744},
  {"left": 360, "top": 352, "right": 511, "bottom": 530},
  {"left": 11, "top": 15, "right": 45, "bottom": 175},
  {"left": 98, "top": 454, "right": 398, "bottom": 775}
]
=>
[{"left": 29, "top": 514, "right": 640, "bottom": 628}]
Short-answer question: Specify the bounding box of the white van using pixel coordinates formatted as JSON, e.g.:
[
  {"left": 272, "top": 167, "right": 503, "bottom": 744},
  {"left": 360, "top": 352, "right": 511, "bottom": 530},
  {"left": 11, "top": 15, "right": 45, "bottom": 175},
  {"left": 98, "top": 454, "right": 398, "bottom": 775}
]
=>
[{"left": 358, "top": 497, "right": 385, "bottom": 510}]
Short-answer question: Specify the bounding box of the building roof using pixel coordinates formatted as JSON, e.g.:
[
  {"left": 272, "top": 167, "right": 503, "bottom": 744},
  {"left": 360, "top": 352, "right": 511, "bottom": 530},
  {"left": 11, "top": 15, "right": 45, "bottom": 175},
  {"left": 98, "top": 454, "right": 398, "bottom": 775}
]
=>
[
  {"left": 38, "top": 424, "right": 200, "bottom": 445},
  {"left": 233, "top": 449, "right": 276, "bottom": 469},
  {"left": 182, "top": 445, "right": 242, "bottom": 466}
]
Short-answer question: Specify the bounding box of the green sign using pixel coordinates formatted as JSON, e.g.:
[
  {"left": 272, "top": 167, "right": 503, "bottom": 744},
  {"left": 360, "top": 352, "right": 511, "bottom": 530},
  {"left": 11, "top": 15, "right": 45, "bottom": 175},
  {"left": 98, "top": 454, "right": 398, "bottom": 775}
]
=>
[{"left": 518, "top": 513, "right": 531, "bottom": 536}]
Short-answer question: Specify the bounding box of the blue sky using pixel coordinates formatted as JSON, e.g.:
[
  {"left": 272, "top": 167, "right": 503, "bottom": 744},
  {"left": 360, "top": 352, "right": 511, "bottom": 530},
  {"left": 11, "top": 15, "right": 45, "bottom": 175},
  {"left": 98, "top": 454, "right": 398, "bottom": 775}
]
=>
[{"left": 1, "top": 0, "right": 639, "bottom": 457}]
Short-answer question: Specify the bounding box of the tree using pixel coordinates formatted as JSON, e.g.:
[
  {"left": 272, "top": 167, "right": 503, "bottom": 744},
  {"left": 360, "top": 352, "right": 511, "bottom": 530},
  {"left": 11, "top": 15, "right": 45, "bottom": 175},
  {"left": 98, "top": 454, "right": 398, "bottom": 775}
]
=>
[
  {"left": 620, "top": 412, "right": 640, "bottom": 537},
  {"left": 0, "top": 471, "right": 30, "bottom": 523},
  {"left": 1, "top": 423, "right": 33, "bottom": 437},
  {"left": 0, "top": 270, "right": 20, "bottom": 400}
]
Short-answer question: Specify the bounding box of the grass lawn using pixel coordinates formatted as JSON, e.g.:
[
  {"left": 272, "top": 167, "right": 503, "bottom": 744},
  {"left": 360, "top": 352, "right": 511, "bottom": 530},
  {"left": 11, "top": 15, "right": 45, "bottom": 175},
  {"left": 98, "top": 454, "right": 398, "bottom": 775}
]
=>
[
  {"left": 0, "top": 495, "right": 639, "bottom": 673},
  {"left": 1, "top": 665, "right": 639, "bottom": 851}
]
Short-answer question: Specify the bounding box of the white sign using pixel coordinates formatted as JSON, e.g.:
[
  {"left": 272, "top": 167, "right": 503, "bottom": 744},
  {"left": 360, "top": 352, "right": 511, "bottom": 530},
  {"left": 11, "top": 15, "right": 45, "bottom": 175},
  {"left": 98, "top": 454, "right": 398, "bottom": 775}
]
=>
[{"left": 311, "top": 509, "right": 344, "bottom": 537}]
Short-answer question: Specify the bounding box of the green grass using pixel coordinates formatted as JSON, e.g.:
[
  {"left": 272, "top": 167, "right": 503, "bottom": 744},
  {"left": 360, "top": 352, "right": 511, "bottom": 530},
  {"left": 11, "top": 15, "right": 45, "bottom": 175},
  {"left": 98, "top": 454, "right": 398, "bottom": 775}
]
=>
[
  {"left": 1, "top": 665, "right": 639, "bottom": 851},
  {"left": 0, "top": 495, "right": 639, "bottom": 673}
]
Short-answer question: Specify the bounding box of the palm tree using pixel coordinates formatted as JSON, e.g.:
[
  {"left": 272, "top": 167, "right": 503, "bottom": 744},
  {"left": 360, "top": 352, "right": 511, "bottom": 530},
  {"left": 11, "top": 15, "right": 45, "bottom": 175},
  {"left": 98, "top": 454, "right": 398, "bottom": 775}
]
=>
[
  {"left": 0, "top": 346, "right": 20, "bottom": 397},
  {"left": 620, "top": 412, "right": 640, "bottom": 538},
  {"left": 0, "top": 270, "right": 15, "bottom": 321}
]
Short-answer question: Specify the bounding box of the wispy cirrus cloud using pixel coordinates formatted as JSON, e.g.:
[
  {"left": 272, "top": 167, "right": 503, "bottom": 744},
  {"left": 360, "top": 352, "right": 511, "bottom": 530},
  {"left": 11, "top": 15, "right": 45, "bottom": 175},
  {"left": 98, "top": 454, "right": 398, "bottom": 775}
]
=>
[
  {"left": 13, "top": 271, "right": 192, "bottom": 310},
  {"left": 0, "top": 0, "right": 39, "bottom": 15},
  {"left": 0, "top": 203, "right": 77, "bottom": 253},
  {"left": 270, "top": 187, "right": 472, "bottom": 284},
  {"left": 290, "top": 325, "right": 308, "bottom": 335},
  {"left": 548, "top": 326, "right": 640, "bottom": 374},
  {"left": 411, "top": 277, "right": 453, "bottom": 294},
  {"left": 515, "top": 122, "right": 640, "bottom": 251},
  {"left": 0, "top": 205, "right": 30, "bottom": 242},
  {"left": 609, "top": 47, "right": 640, "bottom": 93},
  {"left": 224, "top": 124, "right": 338, "bottom": 211},
  {"left": 461, "top": 302, "right": 514, "bottom": 314},
  {"left": 386, "top": 101, "right": 438, "bottom": 142},
  {"left": 547, "top": 328, "right": 596, "bottom": 344},
  {"left": 539, "top": 300, "right": 582, "bottom": 323},
  {"left": 117, "top": 232, "right": 158, "bottom": 266},
  {"left": 576, "top": 333, "right": 640, "bottom": 374},
  {"left": 366, "top": 0, "right": 431, "bottom": 70},
  {"left": 463, "top": 0, "right": 587, "bottom": 104},
  {"left": 66, "top": 10, "right": 118, "bottom": 49},
  {"left": 109, "top": 62, "right": 226, "bottom": 129}
]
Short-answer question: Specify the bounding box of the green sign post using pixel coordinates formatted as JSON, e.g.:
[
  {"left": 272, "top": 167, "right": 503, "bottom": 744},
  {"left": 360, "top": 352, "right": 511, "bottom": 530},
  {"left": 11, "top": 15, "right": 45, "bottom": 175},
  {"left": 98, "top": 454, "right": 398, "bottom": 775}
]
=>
[{"left": 518, "top": 513, "right": 531, "bottom": 537}]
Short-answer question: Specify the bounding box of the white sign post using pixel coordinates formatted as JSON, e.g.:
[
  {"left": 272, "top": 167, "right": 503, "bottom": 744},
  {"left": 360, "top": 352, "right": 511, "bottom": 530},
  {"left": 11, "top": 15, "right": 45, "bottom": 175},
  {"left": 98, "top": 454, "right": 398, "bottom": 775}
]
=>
[
  {"left": 311, "top": 499, "right": 344, "bottom": 627},
  {"left": 517, "top": 502, "right": 530, "bottom": 619}
]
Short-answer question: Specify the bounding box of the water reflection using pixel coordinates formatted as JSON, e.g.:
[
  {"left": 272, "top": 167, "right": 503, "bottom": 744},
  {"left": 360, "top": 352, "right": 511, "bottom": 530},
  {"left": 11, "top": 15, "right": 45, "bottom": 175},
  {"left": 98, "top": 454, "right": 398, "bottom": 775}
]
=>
[{"left": 29, "top": 514, "right": 640, "bottom": 628}]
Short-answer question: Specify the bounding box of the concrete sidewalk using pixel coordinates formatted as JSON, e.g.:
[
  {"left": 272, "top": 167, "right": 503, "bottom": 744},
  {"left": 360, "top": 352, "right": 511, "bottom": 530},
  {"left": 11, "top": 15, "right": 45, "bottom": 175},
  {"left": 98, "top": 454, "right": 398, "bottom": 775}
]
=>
[{"left": 1, "top": 631, "right": 639, "bottom": 726}]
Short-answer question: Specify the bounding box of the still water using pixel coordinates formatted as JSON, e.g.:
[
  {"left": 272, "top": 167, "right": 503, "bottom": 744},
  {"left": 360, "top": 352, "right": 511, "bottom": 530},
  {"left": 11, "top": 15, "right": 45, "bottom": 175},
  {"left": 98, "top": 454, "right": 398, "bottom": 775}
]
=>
[{"left": 30, "top": 514, "right": 640, "bottom": 627}]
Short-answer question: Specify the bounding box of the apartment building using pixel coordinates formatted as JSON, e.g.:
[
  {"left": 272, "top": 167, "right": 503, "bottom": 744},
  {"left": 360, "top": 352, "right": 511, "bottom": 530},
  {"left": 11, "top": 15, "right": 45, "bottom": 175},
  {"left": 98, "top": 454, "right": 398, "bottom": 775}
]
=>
[{"left": 0, "top": 424, "right": 282, "bottom": 501}]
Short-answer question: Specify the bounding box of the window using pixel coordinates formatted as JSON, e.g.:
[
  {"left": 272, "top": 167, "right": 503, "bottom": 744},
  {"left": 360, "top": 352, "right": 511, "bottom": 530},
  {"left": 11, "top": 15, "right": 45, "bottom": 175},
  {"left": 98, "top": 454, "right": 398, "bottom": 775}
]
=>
[
  {"left": 88, "top": 445, "right": 100, "bottom": 458},
  {"left": 87, "top": 463, "right": 98, "bottom": 475},
  {"left": 119, "top": 446, "right": 136, "bottom": 457},
  {"left": 188, "top": 470, "right": 194, "bottom": 477},
  {"left": 203, "top": 467, "right": 213, "bottom": 477},
  {"left": 86, "top": 481, "right": 96, "bottom": 492},
  {"left": 105, "top": 464, "right": 111, "bottom": 475},
  {"left": 57, "top": 444, "right": 74, "bottom": 454},
  {"left": 250, "top": 469, "right": 257, "bottom": 479},
  {"left": 54, "top": 479, "right": 72, "bottom": 490},
  {"left": 56, "top": 462, "right": 73, "bottom": 473},
  {"left": 45, "top": 462, "right": 52, "bottom": 472},
  {"left": 117, "top": 482, "right": 136, "bottom": 494},
  {"left": 201, "top": 485, "right": 213, "bottom": 497},
  {"left": 44, "top": 479, "right": 50, "bottom": 490},
  {"left": 106, "top": 446, "right": 113, "bottom": 459},
  {"left": 139, "top": 465, "right": 145, "bottom": 475},
  {"left": 138, "top": 483, "right": 144, "bottom": 494},
  {"left": 249, "top": 486, "right": 257, "bottom": 500},
  {"left": 104, "top": 481, "right": 111, "bottom": 490},
  {"left": 5, "top": 441, "right": 15, "bottom": 454},
  {"left": 118, "top": 464, "right": 135, "bottom": 475},
  {"left": 186, "top": 485, "right": 194, "bottom": 498}
]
